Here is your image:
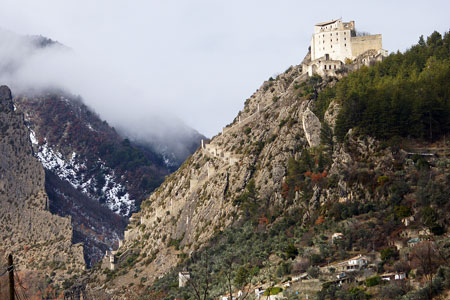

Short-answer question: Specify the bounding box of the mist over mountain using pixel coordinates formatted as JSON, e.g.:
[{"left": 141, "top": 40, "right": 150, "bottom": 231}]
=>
[
  {"left": 0, "top": 28, "right": 204, "bottom": 160},
  {"left": 116, "top": 115, "right": 205, "bottom": 169},
  {"left": 0, "top": 28, "right": 204, "bottom": 267}
]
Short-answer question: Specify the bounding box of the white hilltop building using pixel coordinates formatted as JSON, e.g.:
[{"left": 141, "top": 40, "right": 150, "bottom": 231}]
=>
[{"left": 302, "top": 19, "right": 388, "bottom": 76}]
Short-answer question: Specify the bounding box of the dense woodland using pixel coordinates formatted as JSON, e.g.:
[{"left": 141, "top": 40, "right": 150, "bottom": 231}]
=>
[{"left": 315, "top": 31, "right": 450, "bottom": 142}]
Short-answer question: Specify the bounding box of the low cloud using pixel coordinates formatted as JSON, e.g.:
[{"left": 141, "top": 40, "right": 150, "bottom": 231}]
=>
[{"left": 0, "top": 28, "right": 202, "bottom": 162}]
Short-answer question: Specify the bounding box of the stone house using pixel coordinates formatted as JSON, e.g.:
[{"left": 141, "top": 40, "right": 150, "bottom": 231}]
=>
[
  {"left": 347, "top": 255, "right": 369, "bottom": 271},
  {"left": 331, "top": 254, "right": 369, "bottom": 272}
]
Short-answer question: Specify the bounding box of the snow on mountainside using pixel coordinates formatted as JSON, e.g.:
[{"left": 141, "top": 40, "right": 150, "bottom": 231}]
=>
[
  {"left": 16, "top": 93, "right": 170, "bottom": 215},
  {"left": 13, "top": 92, "right": 172, "bottom": 266},
  {"left": 30, "top": 129, "right": 134, "bottom": 215}
]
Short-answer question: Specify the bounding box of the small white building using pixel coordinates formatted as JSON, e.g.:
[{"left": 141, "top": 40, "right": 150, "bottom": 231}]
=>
[
  {"left": 381, "top": 272, "right": 407, "bottom": 281},
  {"left": 178, "top": 271, "right": 190, "bottom": 288}
]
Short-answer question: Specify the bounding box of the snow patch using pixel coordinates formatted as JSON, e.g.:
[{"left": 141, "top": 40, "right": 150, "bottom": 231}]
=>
[
  {"left": 29, "top": 129, "right": 38, "bottom": 145},
  {"left": 35, "top": 143, "right": 134, "bottom": 216}
]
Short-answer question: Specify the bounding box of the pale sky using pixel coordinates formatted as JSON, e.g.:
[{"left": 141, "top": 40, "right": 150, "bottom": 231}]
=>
[{"left": 0, "top": 0, "right": 449, "bottom": 137}]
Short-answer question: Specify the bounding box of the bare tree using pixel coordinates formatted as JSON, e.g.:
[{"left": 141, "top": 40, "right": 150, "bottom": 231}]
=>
[
  {"left": 186, "top": 252, "right": 214, "bottom": 300},
  {"left": 409, "top": 240, "right": 444, "bottom": 300},
  {"left": 220, "top": 252, "right": 257, "bottom": 300}
]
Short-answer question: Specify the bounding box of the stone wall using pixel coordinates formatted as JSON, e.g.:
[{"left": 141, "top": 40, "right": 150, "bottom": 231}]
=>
[
  {"left": 351, "top": 35, "right": 382, "bottom": 58},
  {"left": 202, "top": 140, "right": 239, "bottom": 166}
]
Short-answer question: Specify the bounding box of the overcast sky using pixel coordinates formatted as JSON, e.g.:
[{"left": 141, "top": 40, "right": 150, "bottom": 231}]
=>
[{"left": 0, "top": 0, "right": 449, "bottom": 137}]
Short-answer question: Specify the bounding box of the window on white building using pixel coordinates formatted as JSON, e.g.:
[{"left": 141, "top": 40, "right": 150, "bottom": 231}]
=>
[{"left": 324, "top": 65, "right": 327, "bottom": 70}]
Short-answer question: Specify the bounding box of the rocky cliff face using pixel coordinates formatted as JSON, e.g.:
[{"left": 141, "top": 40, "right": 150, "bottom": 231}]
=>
[{"left": 0, "top": 85, "right": 85, "bottom": 284}]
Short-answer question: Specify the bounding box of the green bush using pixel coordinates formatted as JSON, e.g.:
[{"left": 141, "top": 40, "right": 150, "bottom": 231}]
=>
[
  {"left": 365, "top": 275, "right": 381, "bottom": 287},
  {"left": 264, "top": 287, "right": 283, "bottom": 296},
  {"left": 307, "top": 266, "right": 320, "bottom": 278},
  {"left": 380, "top": 247, "right": 399, "bottom": 261}
]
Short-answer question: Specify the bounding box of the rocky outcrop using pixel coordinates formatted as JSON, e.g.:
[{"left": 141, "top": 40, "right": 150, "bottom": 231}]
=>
[
  {"left": 324, "top": 100, "right": 341, "bottom": 130},
  {"left": 302, "top": 107, "right": 321, "bottom": 147},
  {"left": 0, "top": 86, "right": 85, "bottom": 284}
]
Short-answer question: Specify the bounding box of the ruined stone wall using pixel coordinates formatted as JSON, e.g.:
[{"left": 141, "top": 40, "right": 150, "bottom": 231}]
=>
[{"left": 351, "top": 35, "right": 382, "bottom": 58}]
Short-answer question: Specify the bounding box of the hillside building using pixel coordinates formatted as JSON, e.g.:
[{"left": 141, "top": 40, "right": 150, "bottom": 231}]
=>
[
  {"left": 303, "top": 19, "right": 387, "bottom": 76},
  {"left": 179, "top": 271, "right": 191, "bottom": 287}
]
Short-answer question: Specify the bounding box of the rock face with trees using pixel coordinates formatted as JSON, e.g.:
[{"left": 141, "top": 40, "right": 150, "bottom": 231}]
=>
[{"left": 84, "top": 31, "right": 450, "bottom": 300}]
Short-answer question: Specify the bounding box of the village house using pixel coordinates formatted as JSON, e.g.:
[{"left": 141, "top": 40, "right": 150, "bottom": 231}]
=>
[
  {"left": 389, "top": 239, "right": 405, "bottom": 251},
  {"left": 334, "top": 272, "right": 354, "bottom": 286},
  {"left": 381, "top": 272, "right": 407, "bottom": 281},
  {"left": 347, "top": 255, "right": 369, "bottom": 271},
  {"left": 331, "top": 254, "right": 370, "bottom": 272}
]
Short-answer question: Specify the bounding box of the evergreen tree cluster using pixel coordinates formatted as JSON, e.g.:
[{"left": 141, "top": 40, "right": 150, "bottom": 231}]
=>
[{"left": 316, "top": 31, "right": 450, "bottom": 142}]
